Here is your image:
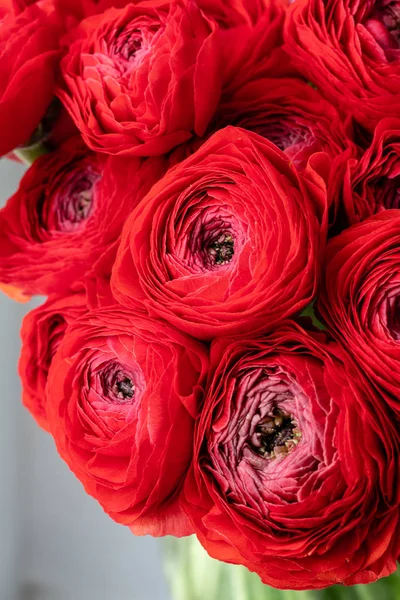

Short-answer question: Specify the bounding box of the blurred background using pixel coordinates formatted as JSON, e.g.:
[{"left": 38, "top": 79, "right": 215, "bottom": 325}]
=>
[{"left": 0, "top": 159, "right": 171, "bottom": 600}]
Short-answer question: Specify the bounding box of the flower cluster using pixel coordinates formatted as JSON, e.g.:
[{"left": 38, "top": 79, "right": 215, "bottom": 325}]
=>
[{"left": 1, "top": 0, "right": 400, "bottom": 591}]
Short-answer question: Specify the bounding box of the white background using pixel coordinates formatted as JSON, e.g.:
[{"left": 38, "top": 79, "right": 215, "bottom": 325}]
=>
[{"left": 0, "top": 159, "right": 171, "bottom": 600}]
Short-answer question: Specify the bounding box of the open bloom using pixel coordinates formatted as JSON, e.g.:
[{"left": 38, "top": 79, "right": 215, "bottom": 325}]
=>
[
  {"left": 319, "top": 209, "right": 400, "bottom": 418},
  {"left": 337, "top": 118, "right": 400, "bottom": 224},
  {"left": 112, "top": 126, "right": 327, "bottom": 340},
  {"left": 47, "top": 307, "right": 209, "bottom": 536},
  {"left": 285, "top": 0, "right": 400, "bottom": 131},
  {"left": 57, "top": 0, "right": 284, "bottom": 156},
  {"left": 19, "top": 291, "right": 86, "bottom": 431},
  {"left": 183, "top": 323, "right": 400, "bottom": 589},
  {"left": 0, "top": 138, "right": 167, "bottom": 295},
  {"left": 215, "top": 77, "right": 352, "bottom": 171}
]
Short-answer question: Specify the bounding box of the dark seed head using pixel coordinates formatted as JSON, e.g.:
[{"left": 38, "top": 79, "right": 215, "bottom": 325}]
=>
[
  {"left": 208, "top": 233, "right": 234, "bottom": 265},
  {"left": 115, "top": 378, "right": 135, "bottom": 400},
  {"left": 252, "top": 407, "right": 302, "bottom": 459}
]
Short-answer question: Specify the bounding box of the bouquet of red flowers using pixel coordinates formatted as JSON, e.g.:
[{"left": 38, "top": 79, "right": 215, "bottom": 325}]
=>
[{"left": 1, "top": 0, "right": 399, "bottom": 593}]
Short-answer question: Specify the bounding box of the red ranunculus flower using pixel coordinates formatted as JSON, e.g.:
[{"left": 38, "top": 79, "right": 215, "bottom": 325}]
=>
[
  {"left": 215, "top": 77, "right": 353, "bottom": 171},
  {"left": 0, "top": 137, "right": 167, "bottom": 296},
  {"left": 57, "top": 0, "right": 284, "bottom": 156},
  {"left": 111, "top": 126, "right": 327, "bottom": 340},
  {"left": 319, "top": 210, "right": 400, "bottom": 418},
  {"left": 0, "top": 0, "right": 64, "bottom": 156},
  {"left": 19, "top": 291, "right": 86, "bottom": 431},
  {"left": 284, "top": 0, "right": 400, "bottom": 132},
  {"left": 338, "top": 118, "right": 400, "bottom": 224},
  {"left": 46, "top": 307, "right": 209, "bottom": 536},
  {"left": 182, "top": 323, "right": 400, "bottom": 589}
]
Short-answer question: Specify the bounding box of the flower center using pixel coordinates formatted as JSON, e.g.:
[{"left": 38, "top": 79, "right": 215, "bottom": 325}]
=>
[
  {"left": 182, "top": 211, "right": 239, "bottom": 273},
  {"left": 67, "top": 185, "right": 93, "bottom": 223},
  {"left": 51, "top": 169, "right": 100, "bottom": 233},
  {"left": 260, "top": 121, "right": 313, "bottom": 153},
  {"left": 113, "top": 28, "right": 143, "bottom": 61},
  {"left": 384, "top": 291, "right": 400, "bottom": 340},
  {"left": 112, "top": 375, "right": 135, "bottom": 400},
  {"left": 250, "top": 407, "right": 302, "bottom": 460},
  {"left": 377, "top": 0, "right": 400, "bottom": 45},
  {"left": 109, "top": 20, "right": 160, "bottom": 72},
  {"left": 364, "top": 0, "right": 400, "bottom": 57},
  {"left": 101, "top": 366, "right": 137, "bottom": 404},
  {"left": 207, "top": 232, "right": 235, "bottom": 266}
]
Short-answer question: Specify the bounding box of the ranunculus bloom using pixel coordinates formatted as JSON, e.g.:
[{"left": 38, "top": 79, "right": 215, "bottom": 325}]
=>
[
  {"left": 337, "top": 118, "right": 400, "bottom": 224},
  {"left": 19, "top": 291, "right": 86, "bottom": 431},
  {"left": 0, "top": 0, "right": 64, "bottom": 156},
  {"left": 57, "top": 0, "right": 284, "bottom": 156},
  {"left": 319, "top": 210, "right": 400, "bottom": 418},
  {"left": 285, "top": 0, "right": 400, "bottom": 131},
  {"left": 0, "top": 138, "right": 167, "bottom": 295},
  {"left": 215, "top": 77, "right": 352, "bottom": 170},
  {"left": 182, "top": 323, "right": 400, "bottom": 589},
  {"left": 111, "top": 126, "right": 327, "bottom": 340},
  {"left": 47, "top": 307, "right": 209, "bottom": 536}
]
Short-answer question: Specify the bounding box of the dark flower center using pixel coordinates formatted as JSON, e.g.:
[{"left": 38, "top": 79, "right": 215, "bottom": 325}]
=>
[
  {"left": 364, "top": 0, "right": 400, "bottom": 57},
  {"left": 251, "top": 407, "right": 302, "bottom": 460},
  {"left": 377, "top": 0, "right": 400, "bottom": 45},
  {"left": 109, "top": 370, "right": 136, "bottom": 403},
  {"left": 207, "top": 233, "right": 235, "bottom": 265},
  {"left": 184, "top": 213, "right": 239, "bottom": 272},
  {"left": 67, "top": 184, "right": 94, "bottom": 223},
  {"left": 96, "top": 361, "right": 139, "bottom": 406},
  {"left": 54, "top": 169, "right": 100, "bottom": 232},
  {"left": 114, "top": 28, "right": 143, "bottom": 61},
  {"left": 113, "top": 376, "right": 135, "bottom": 400},
  {"left": 257, "top": 121, "right": 314, "bottom": 154},
  {"left": 385, "top": 293, "right": 400, "bottom": 340}
]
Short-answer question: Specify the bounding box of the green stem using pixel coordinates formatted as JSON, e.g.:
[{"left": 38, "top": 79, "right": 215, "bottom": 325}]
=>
[{"left": 13, "top": 142, "right": 49, "bottom": 166}]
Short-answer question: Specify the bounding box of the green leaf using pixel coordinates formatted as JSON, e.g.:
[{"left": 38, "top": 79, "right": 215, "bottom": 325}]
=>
[
  {"left": 13, "top": 142, "right": 49, "bottom": 166},
  {"left": 300, "top": 300, "right": 327, "bottom": 331}
]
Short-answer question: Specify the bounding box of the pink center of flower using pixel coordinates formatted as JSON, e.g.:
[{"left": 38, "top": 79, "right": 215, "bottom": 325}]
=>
[
  {"left": 236, "top": 370, "right": 303, "bottom": 466},
  {"left": 108, "top": 21, "right": 161, "bottom": 73},
  {"left": 100, "top": 362, "right": 138, "bottom": 404},
  {"left": 239, "top": 118, "right": 316, "bottom": 169},
  {"left": 206, "top": 366, "right": 316, "bottom": 507},
  {"left": 258, "top": 120, "right": 314, "bottom": 154},
  {"left": 84, "top": 358, "right": 146, "bottom": 437},
  {"left": 41, "top": 167, "right": 100, "bottom": 234},
  {"left": 180, "top": 210, "right": 241, "bottom": 273},
  {"left": 249, "top": 406, "right": 301, "bottom": 460},
  {"left": 210, "top": 367, "right": 308, "bottom": 474},
  {"left": 205, "top": 230, "right": 235, "bottom": 267},
  {"left": 364, "top": 0, "right": 400, "bottom": 58},
  {"left": 112, "top": 27, "right": 143, "bottom": 61},
  {"left": 59, "top": 174, "right": 96, "bottom": 228}
]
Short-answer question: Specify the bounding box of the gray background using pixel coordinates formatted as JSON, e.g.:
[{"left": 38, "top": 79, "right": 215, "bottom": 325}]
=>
[{"left": 0, "top": 159, "right": 171, "bottom": 600}]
